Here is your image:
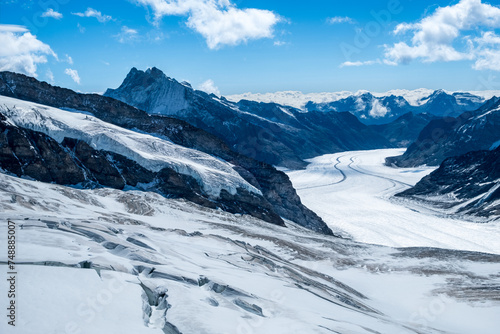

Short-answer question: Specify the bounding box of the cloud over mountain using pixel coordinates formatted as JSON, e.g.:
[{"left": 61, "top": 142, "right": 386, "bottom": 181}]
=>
[
  {"left": 385, "top": 0, "right": 500, "bottom": 71},
  {"left": 0, "top": 24, "right": 57, "bottom": 77},
  {"left": 134, "top": 0, "right": 280, "bottom": 49}
]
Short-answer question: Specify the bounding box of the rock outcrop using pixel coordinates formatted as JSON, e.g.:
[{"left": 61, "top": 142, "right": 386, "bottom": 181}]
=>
[{"left": 396, "top": 146, "right": 500, "bottom": 220}]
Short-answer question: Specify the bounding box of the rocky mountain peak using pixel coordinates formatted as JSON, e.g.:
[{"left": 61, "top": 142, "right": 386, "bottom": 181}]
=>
[{"left": 105, "top": 67, "right": 191, "bottom": 115}]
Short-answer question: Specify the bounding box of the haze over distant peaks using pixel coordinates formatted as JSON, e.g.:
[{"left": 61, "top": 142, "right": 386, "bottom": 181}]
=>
[{"left": 226, "top": 89, "right": 500, "bottom": 110}]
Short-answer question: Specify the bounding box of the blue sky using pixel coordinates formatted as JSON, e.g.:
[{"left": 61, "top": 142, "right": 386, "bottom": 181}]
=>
[{"left": 1, "top": 0, "right": 500, "bottom": 95}]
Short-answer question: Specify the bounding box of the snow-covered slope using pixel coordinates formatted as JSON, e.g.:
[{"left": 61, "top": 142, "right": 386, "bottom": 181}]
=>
[
  {"left": 1, "top": 171, "right": 500, "bottom": 334},
  {"left": 0, "top": 95, "right": 259, "bottom": 198},
  {"left": 287, "top": 149, "right": 500, "bottom": 253}
]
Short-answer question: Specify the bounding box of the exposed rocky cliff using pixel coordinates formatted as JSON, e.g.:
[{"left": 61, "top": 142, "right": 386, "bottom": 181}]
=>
[
  {"left": 0, "top": 112, "right": 282, "bottom": 225},
  {"left": 396, "top": 146, "right": 500, "bottom": 220}
]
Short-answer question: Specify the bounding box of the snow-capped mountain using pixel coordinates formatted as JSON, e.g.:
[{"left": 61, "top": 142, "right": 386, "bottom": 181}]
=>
[
  {"left": 0, "top": 71, "right": 331, "bottom": 235},
  {"left": 0, "top": 96, "right": 260, "bottom": 198},
  {"left": 1, "top": 169, "right": 500, "bottom": 334},
  {"left": 304, "top": 92, "right": 414, "bottom": 125},
  {"left": 396, "top": 146, "right": 500, "bottom": 221},
  {"left": 303, "top": 89, "right": 487, "bottom": 125},
  {"left": 104, "top": 67, "right": 392, "bottom": 168},
  {"left": 227, "top": 88, "right": 499, "bottom": 111},
  {"left": 387, "top": 97, "right": 500, "bottom": 167}
]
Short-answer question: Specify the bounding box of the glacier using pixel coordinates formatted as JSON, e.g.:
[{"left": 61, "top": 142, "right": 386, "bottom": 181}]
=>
[
  {"left": 0, "top": 95, "right": 260, "bottom": 198},
  {"left": 287, "top": 149, "right": 500, "bottom": 253},
  {"left": 0, "top": 170, "right": 499, "bottom": 334}
]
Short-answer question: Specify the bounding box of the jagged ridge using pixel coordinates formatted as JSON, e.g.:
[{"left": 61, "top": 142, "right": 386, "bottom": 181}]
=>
[{"left": 396, "top": 146, "right": 500, "bottom": 220}]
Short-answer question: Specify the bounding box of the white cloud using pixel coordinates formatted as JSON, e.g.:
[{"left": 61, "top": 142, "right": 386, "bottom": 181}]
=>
[
  {"left": 64, "top": 54, "right": 73, "bottom": 64},
  {"left": 72, "top": 8, "right": 113, "bottom": 23},
  {"left": 473, "top": 32, "right": 500, "bottom": 71},
  {"left": 327, "top": 16, "right": 354, "bottom": 24},
  {"left": 41, "top": 8, "right": 63, "bottom": 19},
  {"left": 385, "top": 0, "right": 500, "bottom": 69},
  {"left": 197, "top": 79, "right": 220, "bottom": 96},
  {"left": 64, "top": 68, "right": 80, "bottom": 84},
  {"left": 273, "top": 40, "right": 286, "bottom": 46},
  {"left": 122, "top": 26, "right": 138, "bottom": 35},
  {"left": 355, "top": 97, "right": 366, "bottom": 111},
  {"left": 0, "top": 24, "right": 57, "bottom": 77},
  {"left": 0, "top": 25, "right": 28, "bottom": 33},
  {"left": 115, "top": 26, "right": 139, "bottom": 43},
  {"left": 341, "top": 60, "right": 378, "bottom": 67},
  {"left": 77, "top": 23, "right": 86, "bottom": 33},
  {"left": 369, "top": 99, "right": 389, "bottom": 118},
  {"left": 134, "top": 0, "right": 280, "bottom": 49},
  {"left": 340, "top": 59, "right": 395, "bottom": 67}
]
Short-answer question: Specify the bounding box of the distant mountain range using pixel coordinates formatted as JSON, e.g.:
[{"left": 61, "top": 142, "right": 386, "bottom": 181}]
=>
[
  {"left": 0, "top": 71, "right": 331, "bottom": 235},
  {"left": 228, "top": 89, "right": 497, "bottom": 125},
  {"left": 104, "top": 67, "right": 392, "bottom": 168},
  {"left": 386, "top": 97, "right": 500, "bottom": 167}
]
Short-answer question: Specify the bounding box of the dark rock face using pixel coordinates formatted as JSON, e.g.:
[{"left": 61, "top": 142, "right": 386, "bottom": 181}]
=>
[
  {"left": 396, "top": 147, "right": 500, "bottom": 220},
  {"left": 369, "top": 112, "right": 437, "bottom": 147},
  {"left": 104, "top": 67, "right": 391, "bottom": 169},
  {"left": 62, "top": 138, "right": 127, "bottom": 189},
  {"left": 0, "top": 71, "right": 331, "bottom": 235},
  {"left": 386, "top": 97, "right": 500, "bottom": 167},
  {"left": 0, "top": 116, "right": 85, "bottom": 184},
  {"left": 0, "top": 117, "right": 283, "bottom": 226}
]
